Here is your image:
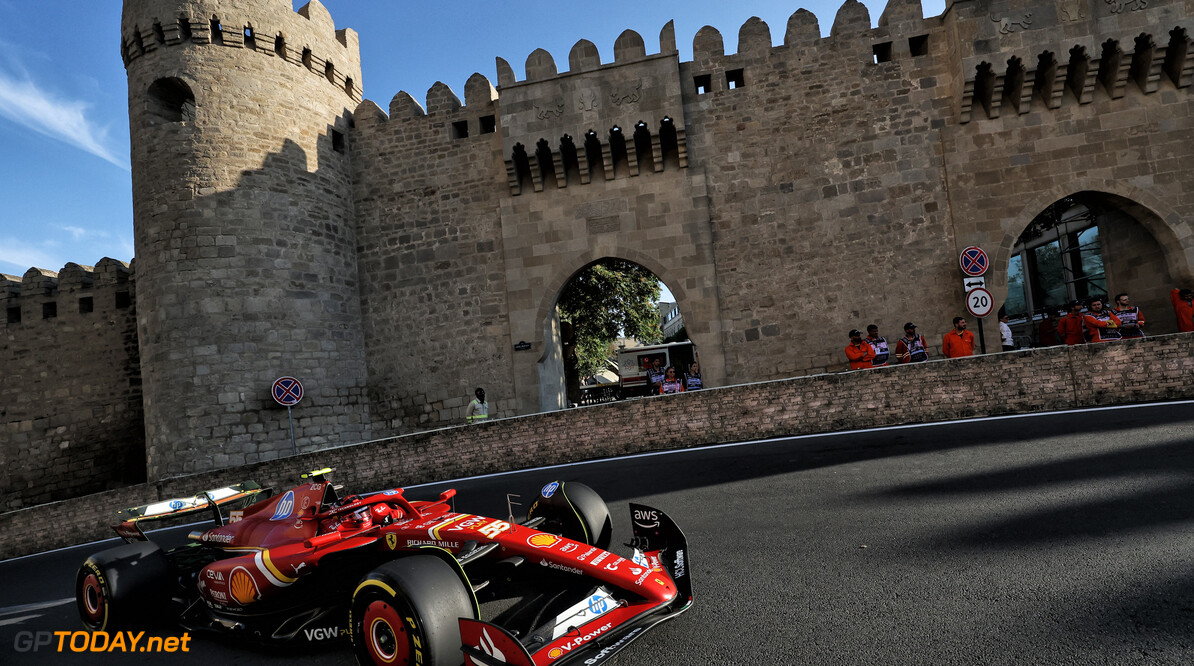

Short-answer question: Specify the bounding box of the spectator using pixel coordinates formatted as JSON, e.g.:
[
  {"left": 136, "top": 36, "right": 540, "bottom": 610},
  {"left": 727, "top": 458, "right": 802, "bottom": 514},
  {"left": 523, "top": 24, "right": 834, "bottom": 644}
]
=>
[
  {"left": 998, "top": 312, "right": 1015, "bottom": 351},
  {"left": 1113, "top": 293, "right": 1145, "bottom": 339},
  {"left": 1057, "top": 301, "right": 1086, "bottom": 345},
  {"left": 647, "top": 357, "right": 666, "bottom": 392},
  {"left": 942, "top": 317, "right": 976, "bottom": 358},
  {"left": 658, "top": 366, "right": 685, "bottom": 394},
  {"left": 845, "top": 329, "right": 876, "bottom": 370},
  {"left": 684, "top": 362, "right": 703, "bottom": 390},
  {"left": 465, "top": 387, "right": 489, "bottom": 424},
  {"left": 895, "top": 323, "right": 929, "bottom": 363},
  {"left": 1037, "top": 310, "right": 1058, "bottom": 347},
  {"left": 865, "top": 324, "right": 890, "bottom": 367},
  {"left": 1170, "top": 288, "right": 1194, "bottom": 332},
  {"left": 1082, "top": 297, "right": 1122, "bottom": 343}
]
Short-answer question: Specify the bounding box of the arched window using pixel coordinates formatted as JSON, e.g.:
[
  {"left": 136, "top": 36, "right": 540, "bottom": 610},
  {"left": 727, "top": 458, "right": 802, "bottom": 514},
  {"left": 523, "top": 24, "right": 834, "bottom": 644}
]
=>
[
  {"left": 147, "top": 78, "right": 196, "bottom": 123},
  {"left": 274, "top": 33, "right": 287, "bottom": 59}
]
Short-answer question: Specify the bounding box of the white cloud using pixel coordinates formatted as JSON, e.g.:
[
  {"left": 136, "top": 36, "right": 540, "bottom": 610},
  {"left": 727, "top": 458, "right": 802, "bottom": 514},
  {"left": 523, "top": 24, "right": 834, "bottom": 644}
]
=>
[
  {"left": 0, "top": 65, "right": 129, "bottom": 170},
  {"left": 63, "top": 226, "right": 94, "bottom": 241},
  {"left": 0, "top": 238, "right": 65, "bottom": 275}
]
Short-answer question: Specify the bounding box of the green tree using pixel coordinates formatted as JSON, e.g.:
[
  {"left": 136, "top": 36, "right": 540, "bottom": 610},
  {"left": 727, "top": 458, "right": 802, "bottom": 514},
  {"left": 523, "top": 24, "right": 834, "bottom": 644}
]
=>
[{"left": 557, "top": 259, "right": 663, "bottom": 378}]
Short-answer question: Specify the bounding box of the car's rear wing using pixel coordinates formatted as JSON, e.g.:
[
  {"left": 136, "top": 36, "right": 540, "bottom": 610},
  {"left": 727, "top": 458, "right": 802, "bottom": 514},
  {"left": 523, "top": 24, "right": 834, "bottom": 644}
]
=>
[{"left": 112, "top": 481, "right": 268, "bottom": 542}]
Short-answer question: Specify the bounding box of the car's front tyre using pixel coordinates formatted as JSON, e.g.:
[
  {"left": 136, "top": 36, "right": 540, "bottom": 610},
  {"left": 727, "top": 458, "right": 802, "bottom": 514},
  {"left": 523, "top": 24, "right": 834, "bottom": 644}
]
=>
[{"left": 350, "top": 555, "right": 473, "bottom": 666}]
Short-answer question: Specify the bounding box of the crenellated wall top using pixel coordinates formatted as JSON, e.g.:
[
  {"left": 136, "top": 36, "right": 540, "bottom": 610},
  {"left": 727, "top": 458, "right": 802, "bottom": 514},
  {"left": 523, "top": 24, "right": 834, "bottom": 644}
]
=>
[
  {"left": 121, "top": 0, "right": 361, "bottom": 102},
  {"left": 1, "top": 258, "right": 133, "bottom": 301}
]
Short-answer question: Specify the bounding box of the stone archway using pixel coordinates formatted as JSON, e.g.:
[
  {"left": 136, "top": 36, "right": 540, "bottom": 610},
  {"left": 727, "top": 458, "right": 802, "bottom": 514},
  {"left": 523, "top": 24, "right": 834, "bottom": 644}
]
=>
[
  {"left": 993, "top": 182, "right": 1193, "bottom": 294},
  {"left": 506, "top": 245, "right": 724, "bottom": 415},
  {"left": 996, "top": 186, "right": 1191, "bottom": 341}
]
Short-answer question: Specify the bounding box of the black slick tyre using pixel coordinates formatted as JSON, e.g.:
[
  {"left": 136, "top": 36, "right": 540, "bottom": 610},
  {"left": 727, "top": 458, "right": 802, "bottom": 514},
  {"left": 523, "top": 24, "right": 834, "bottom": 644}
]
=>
[
  {"left": 351, "top": 555, "right": 473, "bottom": 666},
  {"left": 75, "top": 541, "right": 172, "bottom": 631},
  {"left": 527, "top": 481, "right": 612, "bottom": 550}
]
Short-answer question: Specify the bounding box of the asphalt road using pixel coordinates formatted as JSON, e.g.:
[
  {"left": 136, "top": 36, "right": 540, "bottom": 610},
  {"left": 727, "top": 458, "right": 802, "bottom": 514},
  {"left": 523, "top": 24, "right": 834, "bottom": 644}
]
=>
[{"left": 2, "top": 402, "right": 1193, "bottom": 665}]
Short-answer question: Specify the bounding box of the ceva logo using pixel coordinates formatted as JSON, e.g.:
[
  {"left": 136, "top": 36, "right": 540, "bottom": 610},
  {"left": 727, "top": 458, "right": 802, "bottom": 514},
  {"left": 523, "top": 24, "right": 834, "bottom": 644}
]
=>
[{"left": 270, "top": 491, "right": 295, "bottom": 521}]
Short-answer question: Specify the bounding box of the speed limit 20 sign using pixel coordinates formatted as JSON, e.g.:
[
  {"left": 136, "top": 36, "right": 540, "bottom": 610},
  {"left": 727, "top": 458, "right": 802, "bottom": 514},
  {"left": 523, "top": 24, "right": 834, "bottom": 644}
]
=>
[{"left": 966, "top": 287, "right": 995, "bottom": 318}]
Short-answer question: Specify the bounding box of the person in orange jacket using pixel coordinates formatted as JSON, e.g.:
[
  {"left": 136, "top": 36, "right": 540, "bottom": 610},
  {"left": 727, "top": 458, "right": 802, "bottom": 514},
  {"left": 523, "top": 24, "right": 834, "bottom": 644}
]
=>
[
  {"left": 1056, "top": 301, "right": 1086, "bottom": 345},
  {"left": 657, "top": 366, "right": 685, "bottom": 394},
  {"left": 942, "top": 317, "right": 976, "bottom": 358},
  {"left": 1171, "top": 288, "right": 1194, "bottom": 332},
  {"left": 845, "top": 329, "right": 876, "bottom": 370},
  {"left": 1082, "top": 297, "right": 1122, "bottom": 343}
]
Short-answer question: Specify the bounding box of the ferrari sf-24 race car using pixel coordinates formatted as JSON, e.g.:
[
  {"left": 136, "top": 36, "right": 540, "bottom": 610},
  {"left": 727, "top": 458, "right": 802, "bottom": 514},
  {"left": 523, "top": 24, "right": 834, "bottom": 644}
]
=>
[{"left": 75, "top": 468, "right": 692, "bottom": 665}]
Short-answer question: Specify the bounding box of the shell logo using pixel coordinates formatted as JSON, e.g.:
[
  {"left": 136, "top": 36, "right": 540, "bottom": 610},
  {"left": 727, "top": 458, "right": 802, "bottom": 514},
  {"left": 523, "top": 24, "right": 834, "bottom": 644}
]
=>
[
  {"left": 548, "top": 647, "right": 564, "bottom": 659},
  {"left": 527, "top": 533, "right": 560, "bottom": 549},
  {"left": 229, "top": 567, "right": 259, "bottom": 605}
]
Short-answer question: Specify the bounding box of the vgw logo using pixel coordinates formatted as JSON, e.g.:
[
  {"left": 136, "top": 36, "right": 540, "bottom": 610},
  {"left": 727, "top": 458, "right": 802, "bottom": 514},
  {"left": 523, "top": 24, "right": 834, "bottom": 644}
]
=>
[{"left": 303, "top": 626, "right": 342, "bottom": 641}]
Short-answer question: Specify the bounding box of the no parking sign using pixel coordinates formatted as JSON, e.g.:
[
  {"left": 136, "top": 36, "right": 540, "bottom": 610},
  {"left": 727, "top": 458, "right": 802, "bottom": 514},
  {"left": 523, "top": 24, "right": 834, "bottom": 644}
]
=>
[
  {"left": 272, "top": 376, "right": 304, "bottom": 406},
  {"left": 959, "top": 246, "right": 990, "bottom": 277},
  {"left": 272, "top": 376, "right": 303, "bottom": 454}
]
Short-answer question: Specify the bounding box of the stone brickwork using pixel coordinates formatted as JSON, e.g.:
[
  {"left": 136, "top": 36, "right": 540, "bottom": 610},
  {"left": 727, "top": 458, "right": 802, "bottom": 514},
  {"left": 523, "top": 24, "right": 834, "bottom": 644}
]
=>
[
  {"left": 0, "top": 260, "right": 144, "bottom": 510},
  {"left": 121, "top": 0, "right": 371, "bottom": 478},
  {"left": 5, "top": 0, "right": 1194, "bottom": 494},
  {"left": 4, "top": 332, "right": 1192, "bottom": 561}
]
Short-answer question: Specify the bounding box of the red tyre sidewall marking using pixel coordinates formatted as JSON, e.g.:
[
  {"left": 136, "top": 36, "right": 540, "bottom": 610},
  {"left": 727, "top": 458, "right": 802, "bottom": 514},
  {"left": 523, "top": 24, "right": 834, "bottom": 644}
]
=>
[
  {"left": 365, "top": 599, "right": 408, "bottom": 665},
  {"left": 82, "top": 573, "right": 105, "bottom": 623}
]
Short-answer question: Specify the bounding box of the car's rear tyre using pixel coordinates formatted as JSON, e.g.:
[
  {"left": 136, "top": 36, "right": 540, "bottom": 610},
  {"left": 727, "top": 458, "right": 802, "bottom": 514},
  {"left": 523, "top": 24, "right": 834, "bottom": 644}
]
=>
[
  {"left": 75, "top": 542, "right": 172, "bottom": 631},
  {"left": 351, "top": 555, "right": 473, "bottom": 666},
  {"left": 526, "top": 481, "right": 612, "bottom": 550}
]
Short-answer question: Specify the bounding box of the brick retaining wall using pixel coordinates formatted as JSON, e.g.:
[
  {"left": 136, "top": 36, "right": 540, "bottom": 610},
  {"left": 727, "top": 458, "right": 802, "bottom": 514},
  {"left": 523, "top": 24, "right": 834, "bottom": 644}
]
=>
[{"left": 3, "top": 333, "right": 1192, "bottom": 560}]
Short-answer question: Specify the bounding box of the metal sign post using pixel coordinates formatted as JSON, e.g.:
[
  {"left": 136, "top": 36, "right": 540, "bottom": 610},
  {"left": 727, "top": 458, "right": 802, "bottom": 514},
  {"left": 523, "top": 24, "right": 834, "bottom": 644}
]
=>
[
  {"left": 966, "top": 287, "right": 995, "bottom": 355},
  {"left": 960, "top": 247, "right": 993, "bottom": 354},
  {"left": 271, "top": 376, "right": 304, "bottom": 455}
]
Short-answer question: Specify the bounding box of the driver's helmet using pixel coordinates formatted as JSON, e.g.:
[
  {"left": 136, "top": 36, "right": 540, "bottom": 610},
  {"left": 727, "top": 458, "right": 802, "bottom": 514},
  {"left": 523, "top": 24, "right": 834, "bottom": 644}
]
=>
[
  {"left": 338, "top": 506, "right": 372, "bottom": 531},
  {"left": 371, "top": 503, "right": 397, "bottom": 523}
]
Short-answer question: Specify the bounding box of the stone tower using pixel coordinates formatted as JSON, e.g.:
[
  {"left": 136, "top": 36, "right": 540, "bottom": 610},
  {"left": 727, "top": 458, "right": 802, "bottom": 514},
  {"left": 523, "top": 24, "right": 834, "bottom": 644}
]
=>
[{"left": 120, "top": 0, "right": 369, "bottom": 479}]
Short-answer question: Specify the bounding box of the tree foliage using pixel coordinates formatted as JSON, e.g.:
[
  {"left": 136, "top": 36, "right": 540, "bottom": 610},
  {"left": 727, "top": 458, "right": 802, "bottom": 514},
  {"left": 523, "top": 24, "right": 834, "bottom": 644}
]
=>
[{"left": 557, "top": 259, "right": 663, "bottom": 377}]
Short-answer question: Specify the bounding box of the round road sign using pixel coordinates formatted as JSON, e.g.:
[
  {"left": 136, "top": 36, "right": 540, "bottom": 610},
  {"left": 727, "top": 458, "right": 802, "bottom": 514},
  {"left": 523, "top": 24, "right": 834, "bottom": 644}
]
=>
[
  {"left": 959, "top": 246, "right": 990, "bottom": 277},
  {"left": 272, "top": 376, "right": 304, "bottom": 406},
  {"left": 966, "top": 287, "right": 995, "bottom": 318}
]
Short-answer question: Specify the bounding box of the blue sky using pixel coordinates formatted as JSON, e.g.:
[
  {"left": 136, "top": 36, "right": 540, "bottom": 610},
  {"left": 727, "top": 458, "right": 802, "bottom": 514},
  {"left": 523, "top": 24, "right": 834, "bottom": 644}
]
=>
[{"left": 0, "top": 0, "right": 945, "bottom": 277}]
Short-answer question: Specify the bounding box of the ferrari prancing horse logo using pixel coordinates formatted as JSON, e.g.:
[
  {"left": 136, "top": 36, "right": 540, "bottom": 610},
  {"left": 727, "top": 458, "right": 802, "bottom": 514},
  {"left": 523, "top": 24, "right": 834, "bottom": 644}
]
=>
[{"left": 385, "top": 533, "right": 398, "bottom": 550}]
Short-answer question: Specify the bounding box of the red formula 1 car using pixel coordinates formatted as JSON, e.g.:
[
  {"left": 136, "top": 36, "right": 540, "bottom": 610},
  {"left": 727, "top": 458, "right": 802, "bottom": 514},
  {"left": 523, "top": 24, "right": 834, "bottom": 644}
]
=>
[{"left": 75, "top": 468, "right": 692, "bottom": 665}]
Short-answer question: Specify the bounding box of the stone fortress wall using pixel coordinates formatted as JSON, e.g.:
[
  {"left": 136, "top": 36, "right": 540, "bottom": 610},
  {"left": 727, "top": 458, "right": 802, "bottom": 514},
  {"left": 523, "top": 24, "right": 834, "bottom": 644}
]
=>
[
  {"left": 120, "top": 0, "right": 371, "bottom": 485},
  {"left": 1, "top": 261, "right": 143, "bottom": 511},
  {"left": 4, "top": 0, "right": 1194, "bottom": 510},
  {"left": 354, "top": 0, "right": 1194, "bottom": 426}
]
